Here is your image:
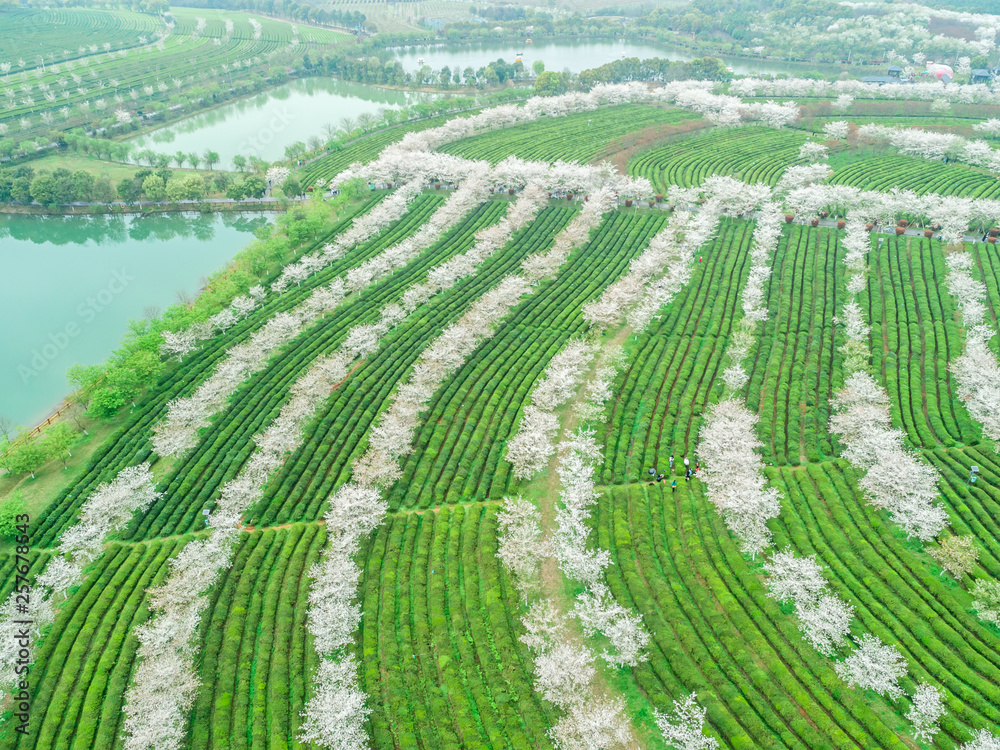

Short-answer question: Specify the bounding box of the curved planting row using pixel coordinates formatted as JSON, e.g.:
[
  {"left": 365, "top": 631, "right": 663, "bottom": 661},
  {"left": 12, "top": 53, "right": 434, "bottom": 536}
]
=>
[
  {"left": 187, "top": 524, "right": 327, "bottom": 750},
  {"left": 7, "top": 539, "right": 181, "bottom": 750},
  {"left": 596, "top": 481, "right": 906, "bottom": 750},
  {"left": 970, "top": 240, "right": 1000, "bottom": 345},
  {"left": 1, "top": 34, "right": 289, "bottom": 133},
  {"left": 864, "top": 234, "right": 980, "bottom": 449},
  {"left": 629, "top": 128, "right": 808, "bottom": 193},
  {"left": 768, "top": 460, "right": 1000, "bottom": 741},
  {"left": 168, "top": 8, "right": 347, "bottom": 44},
  {"left": 246, "top": 204, "right": 578, "bottom": 528},
  {"left": 0, "top": 8, "right": 164, "bottom": 71},
  {"left": 125, "top": 198, "right": 509, "bottom": 542},
  {"left": 31, "top": 193, "right": 412, "bottom": 547},
  {"left": 829, "top": 156, "right": 1000, "bottom": 200},
  {"left": 385, "top": 210, "right": 668, "bottom": 513},
  {"left": 929, "top": 446, "right": 1000, "bottom": 580},
  {"left": 439, "top": 105, "right": 696, "bottom": 165},
  {"left": 744, "top": 225, "right": 846, "bottom": 466},
  {"left": 359, "top": 503, "right": 555, "bottom": 750},
  {"left": 601, "top": 219, "right": 755, "bottom": 484}
]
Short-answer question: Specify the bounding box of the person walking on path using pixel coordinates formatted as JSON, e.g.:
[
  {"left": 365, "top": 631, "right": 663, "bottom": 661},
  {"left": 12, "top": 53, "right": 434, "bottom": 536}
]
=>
[
  {"left": 685, "top": 468, "right": 693, "bottom": 481},
  {"left": 671, "top": 479, "right": 678, "bottom": 492},
  {"left": 669, "top": 455, "right": 675, "bottom": 471},
  {"left": 683, "top": 456, "right": 690, "bottom": 469}
]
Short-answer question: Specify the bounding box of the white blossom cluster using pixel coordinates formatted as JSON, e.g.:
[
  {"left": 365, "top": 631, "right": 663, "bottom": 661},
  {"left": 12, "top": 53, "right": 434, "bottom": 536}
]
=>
[
  {"left": 907, "top": 682, "right": 946, "bottom": 744},
  {"left": 123, "top": 351, "right": 352, "bottom": 750},
  {"left": 697, "top": 400, "right": 782, "bottom": 558},
  {"left": 856, "top": 123, "right": 1000, "bottom": 173},
  {"left": 265, "top": 165, "right": 290, "bottom": 185},
  {"left": 583, "top": 193, "right": 718, "bottom": 333},
  {"left": 654, "top": 693, "right": 720, "bottom": 750},
  {"left": 0, "top": 464, "right": 159, "bottom": 702},
  {"left": 344, "top": 167, "right": 494, "bottom": 294},
  {"left": 272, "top": 181, "right": 424, "bottom": 294},
  {"left": 520, "top": 600, "right": 634, "bottom": 750},
  {"left": 301, "top": 189, "right": 619, "bottom": 748},
  {"left": 960, "top": 729, "right": 1000, "bottom": 750},
  {"left": 946, "top": 251, "right": 1000, "bottom": 443},
  {"left": 496, "top": 496, "right": 554, "bottom": 589},
  {"left": 0, "top": 591, "right": 53, "bottom": 709},
  {"left": 495, "top": 501, "right": 635, "bottom": 748},
  {"left": 506, "top": 340, "right": 597, "bottom": 479},
  {"left": 830, "top": 371, "right": 949, "bottom": 542},
  {"left": 834, "top": 633, "right": 908, "bottom": 700},
  {"left": 574, "top": 347, "right": 627, "bottom": 425},
  {"left": 153, "top": 281, "right": 346, "bottom": 456},
  {"left": 328, "top": 81, "right": 801, "bottom": 173},
  {"left": 764, "top": 549, "right": 854, "bottom": 656},
  {"left": 823, "top": 121, "right": 850, "bottom": 141},
  {"left": 723, "top": 202, "right": 783, "bottom": 391},
  {"left": 555, "top": 383, "right": 651, "bottom": 667},
  {"left": 731, "top": 75, "right": 1000, "bottom": 106},
  {"left": 159, "top": 182, "right": 425, "bottom": 362}
]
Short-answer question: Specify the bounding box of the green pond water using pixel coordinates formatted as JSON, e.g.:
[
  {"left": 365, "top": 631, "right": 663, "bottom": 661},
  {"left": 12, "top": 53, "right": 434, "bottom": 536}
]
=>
[
  {"left": 128, "top": 78, "right": 429, "bottom": 169},
  {"left": 0, "top": 212, "right": 266, "bottom": 427},
  {"left": 391, "top": 38, "right": 850, "bottom": 77}
]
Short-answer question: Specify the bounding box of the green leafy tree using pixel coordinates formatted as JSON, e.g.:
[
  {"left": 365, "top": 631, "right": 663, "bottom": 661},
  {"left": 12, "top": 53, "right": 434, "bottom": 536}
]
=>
[
  {"left": 40, "top": 423, "right": 77, "bottom": 469},
  {"left": 29, "top": 172, "right": 59, "bottom": 206},
  {"left": 242, "top": 175, "right": 266, "bottom": 200},
  {"left": 232, "top": 155, "right": 247, "bottom": 173},
  {"left": 203, "top": 150, "right": 220, "bottom": 170},
  {"left": 534, "top": 70, "right": 567, "bottom": 96},
  {"left": 71, "top": 170, "right": 95, "bottom": 202},
  {"left": 117, "top": 177, "right": 142, "bottom": 204},
  {"left": 173, "top": 150, "right": 187, "bottom": 168},
  {"left": 533, "top": 59, "right": 545, "bottom": 76},
  {"left": 142, "top": 175, "right": 166, "bottom": 201},
  {"left": 0, "top": 493, "right": 26, "bottom": 540},
  {"left": 92, "top": 175, "right": 115, "bottom": 204},
  {"left": 7, "top": 434, "right": 45, "bottom": 478},
  {"left": 281, "top": 177, "right": 302, "bottom": 198}
]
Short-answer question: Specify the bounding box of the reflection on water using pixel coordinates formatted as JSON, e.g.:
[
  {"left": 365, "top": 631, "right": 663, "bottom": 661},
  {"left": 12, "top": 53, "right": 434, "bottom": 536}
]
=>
[
  {"left": 128, "top": 77, "right": 432, "bottom": 168},
  {"left": 391, "top": 38, "right": 847, "bottom": 77},
  {"left": 0, "top": 212, "right": 264, "bottom": 425}
]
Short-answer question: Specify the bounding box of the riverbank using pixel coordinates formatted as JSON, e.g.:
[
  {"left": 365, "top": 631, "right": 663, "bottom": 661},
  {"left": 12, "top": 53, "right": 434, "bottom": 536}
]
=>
[{"left": 0, "top": 196, "right": 305, "bottom": 217}]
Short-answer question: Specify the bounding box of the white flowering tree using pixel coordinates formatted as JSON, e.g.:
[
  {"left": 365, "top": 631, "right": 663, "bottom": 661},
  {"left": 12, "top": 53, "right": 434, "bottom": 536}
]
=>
[
  {"left": 834, "top": 634, "right": 907, "bottom": 700},
  {"left": 907, "top": 682, "right": 946, "bottom": 743},
  {"left": 654, "top": 693, "right": 719, "bottom": 750}
]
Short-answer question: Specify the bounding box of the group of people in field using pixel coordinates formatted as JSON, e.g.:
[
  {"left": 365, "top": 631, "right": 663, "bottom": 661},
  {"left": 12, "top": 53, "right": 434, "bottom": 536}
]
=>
[{"left": 649, "top": 454, "right": 699, "bottom": 491}]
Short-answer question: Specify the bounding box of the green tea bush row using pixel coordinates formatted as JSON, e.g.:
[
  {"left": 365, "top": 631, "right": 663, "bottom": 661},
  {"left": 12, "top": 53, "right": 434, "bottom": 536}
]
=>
[
  {"left": 602, "top": 220, "right": 754, "bottom": 484},
  {"left": 629, "top": 128, "right": 807, "bottom": 193}
]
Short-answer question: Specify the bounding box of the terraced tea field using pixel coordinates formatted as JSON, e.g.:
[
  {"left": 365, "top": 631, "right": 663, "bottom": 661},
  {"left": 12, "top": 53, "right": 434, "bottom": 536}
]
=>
[{"left": 6, "top": 84, "right": 1000, "bottom": 750}]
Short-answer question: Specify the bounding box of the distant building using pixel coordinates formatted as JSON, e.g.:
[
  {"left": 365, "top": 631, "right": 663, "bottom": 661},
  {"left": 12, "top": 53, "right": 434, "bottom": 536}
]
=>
[
  {"left": 887, "top": 64, "right": 903, "bottom": 78},
  {"left": 972, "top": 68, "right": 993, "bottom": 83},
  {"left": 862, "top": 75, "right": 902, "bottom": 84}
]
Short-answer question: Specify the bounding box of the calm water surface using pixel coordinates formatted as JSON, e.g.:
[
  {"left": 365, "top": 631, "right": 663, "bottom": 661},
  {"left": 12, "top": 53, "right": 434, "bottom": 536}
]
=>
[
  {"left": 391, "top": 38, "right": 847, "bottom": 77},
  {"left": 1, "top": 212, "right": 266, "bottom": 426},
  {"left": 129, "top": 78, "right": 430, "bottom": 169}
]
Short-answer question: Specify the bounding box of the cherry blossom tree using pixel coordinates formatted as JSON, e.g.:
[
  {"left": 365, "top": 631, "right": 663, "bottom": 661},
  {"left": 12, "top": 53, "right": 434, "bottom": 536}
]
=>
[
  {"left": 834, "top": 634, "right": 908, "bottom": 700},
  {"left": 929, "top": 534, "right": 979, "bottom": 579},
  {"left": 698, "top": 400, "right": 782, "bottom": 558},
  {"left": 654, "top": 693, "right": 720, "bottom": 750},
  {"left": 959, "top": 729, "right": 1000, "bottom": 750},
  {"left": 496, "top": 496, "right": 553, "bottom": 590},
  {"left": 907, "top": 682, "right": 946, "bottom": 744},
  {"left": 969, "top": 577, "right": 1000, "bottom": 627}
]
